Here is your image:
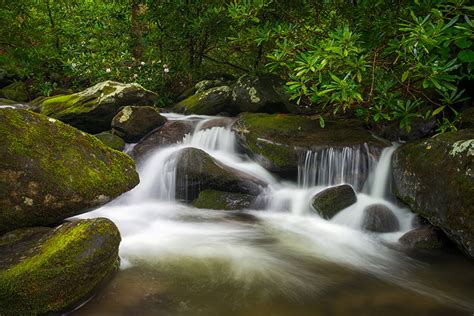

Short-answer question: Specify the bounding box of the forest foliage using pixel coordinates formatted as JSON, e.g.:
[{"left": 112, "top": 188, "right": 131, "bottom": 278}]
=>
[{"left": 0, "top": 0, "right": 472, "bottom": 131}]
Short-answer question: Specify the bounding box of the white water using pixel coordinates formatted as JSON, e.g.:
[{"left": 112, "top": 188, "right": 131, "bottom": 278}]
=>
[{"left": 78, "top": 114, "right": 474, "bottom": 313}]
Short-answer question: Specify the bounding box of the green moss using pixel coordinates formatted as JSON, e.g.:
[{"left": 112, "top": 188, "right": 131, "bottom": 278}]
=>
[
  {"left": 0, "top": 108, "right": 139, "bottom": 232},
  {"left": 0, "top": 81, "right": 28, "bottom": 102},
  {"left": 40, "top": 93, "right": 82, "bottom": 116},
  {"left": 193, "top": 190, "right": 253, "bottom": 210},
  {"left": 94, "top": 131, "right": 125, "bottom": 151},
  {"left": 0, "top": 218, "right": 120, "bottom": 315},
  {"left": 174, "top": 86, "right": 231, "bottom": 115}
]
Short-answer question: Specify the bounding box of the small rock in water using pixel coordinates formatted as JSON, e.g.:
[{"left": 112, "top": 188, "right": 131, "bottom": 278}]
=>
[
  {"left": 312, "top": 184, "right": 357, "bottom": 219},
  {"left": 362, "top": 204, "right": 400, "bottom": 233},
  {"left": 399, "top": 225, "right": 449, "bottom": 249}
]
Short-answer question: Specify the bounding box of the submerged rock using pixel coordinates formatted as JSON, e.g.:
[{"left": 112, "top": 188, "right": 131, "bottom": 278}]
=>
[
  {"left": 111, "top": 106, "right": 167, "bottom": 142},
  {"left": 392, "top": 129, "right": 474, "bottom": 257},
  {"left": 312, "top": 184, "right": 357, "bottom": 219},
  {"left": 94, "top": 131, "right": 125, "bottom": 151},
  {"left": 399, "top": 226, "right": 449, "bottom": 250},
  {"left": 362, "top": 204, "right": 399, "bottom": 233},
  {"left": 173, "top": 86, "right": 231, "bottom": 115},
  {"left": 0, "top": 81, "right": 28, "bottom": 102},
  {"left": 175, "top": 148, "right": 266, "bottom": 202},
  {"left": 36, "top": 81, "right": 157, "bottom": 133},
  {"left": 0, "top": 218, "right": 120, "bottom": 315},
  {"left": 0, "top": 108, "right": 139, "bottom": 233},
  {"left": 230, "top": 74, "right": 290, "bottom": 113},
  {"left": 131, "top": 120, "right": 193, "bottom": 160},
  {"left": 193, "top": 190, "right": 255, "bottom": 210},
  {"left": 232, "top": 113, "right": 388, "bottom": 177}
]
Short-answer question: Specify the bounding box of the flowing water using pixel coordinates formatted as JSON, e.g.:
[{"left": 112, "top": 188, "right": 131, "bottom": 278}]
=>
[{"left": 73, "top": 114, "right": 474, "bottom": 316}]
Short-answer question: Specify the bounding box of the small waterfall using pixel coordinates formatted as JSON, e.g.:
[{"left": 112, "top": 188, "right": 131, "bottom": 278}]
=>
[
  {"left": 297, "top": 144, "right": 377, "bottom": 191},
  {"left": 182, "top": 126, "right": 236, "bottom": 153},
  {"left": 369, "top": 145, "right": 398, "bottom": 199}
]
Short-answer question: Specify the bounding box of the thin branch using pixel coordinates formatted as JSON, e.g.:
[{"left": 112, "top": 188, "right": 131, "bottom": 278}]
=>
[{"left": 202, "top": 54, "right": 249, "bottom": 72}]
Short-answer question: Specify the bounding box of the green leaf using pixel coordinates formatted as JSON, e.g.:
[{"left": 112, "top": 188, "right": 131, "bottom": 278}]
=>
[
  {"left": 402, "top": 70, "right": 409, "bottom": 82},
  {"left": 319, "top": 116, "right": 325, "bottom": 128},
  {"left": 458, "top": 49, "right": 474, "bottom": 63},
  {"left": 432, "top": 105, "right": 445, "bottom": 116}
]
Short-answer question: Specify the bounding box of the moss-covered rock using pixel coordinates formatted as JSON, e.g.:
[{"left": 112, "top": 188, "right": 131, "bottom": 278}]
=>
[
  {"left": 312, "top": 184, "right": 357, "bottom": 219},
  {"left": 94, "top": 131, "right": 125, "bottom": 151},
  {"left": 111, "top": 106, "right": 167, "bottom": 142},
  {"left": 232, "top": 113, "right": 389, "bottom": 176},
  {"left": 392, "top": 129, "right": 474, "bottom": 257},
  {"left": 173, "top": 86, "right": 231, "bottom": 115},
  {"left": 0, "top": 108, "right": 139, "bottom": 233},
  {"left": 399, "top": 225, "right": 449, "bottom": 250},
  {"left": 0, "top": 68, "right": 19, "bottom": 89},
  {"left": 193, "top": 190, "right": 255, "bottom": 210},
  {"left": 460, "top": 107, "right": 474, "bottom": 129},
  {"left": 0, "top": 218, "right": 120, "bottom": 315},
  {"left": 131, "top": 120, "right": 194, "bottom": 160},
  {"left": 175, "top": 148, "right": 266, "bottom": 202},
  {"left": 361, "top": 204, "right": 399, "bottom": 233},
  {"left": 230, "top": 74, "right": 291, "bottom": 114},
  {"left": 37, "top": 81, "right": 158, "bottom": 133},
  {"left": 0, "top": 81, "right": 28, "bottom": 102}
]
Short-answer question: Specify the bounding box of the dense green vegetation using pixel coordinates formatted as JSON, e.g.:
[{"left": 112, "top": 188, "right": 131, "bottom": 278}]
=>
[{"left": 1, "top": 0, "right": 472, "bottom": 131}]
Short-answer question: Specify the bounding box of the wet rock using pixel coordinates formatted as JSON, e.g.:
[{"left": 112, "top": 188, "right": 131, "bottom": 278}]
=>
[
  {"left": 175, "top": 148, "right": 266, "bottom": 202},
  {"left": 94, "top": 131, "right": 125, "bottom": 151},
  {"left": 193, "top": 190, "right": 255, "bottom": 210},
  {"left": 232, "top": 113, "right": 388, "bottom": 177},
  {"left": 0, "top": 218, "right": 121, "bottom": 315},
  {"left": 131, "top": 120, "right": 193, "bottom": 160},
  {"left": 111, "top": 106, "right": 167, "bottom": 142},
  {"left": 0, "top": 81, "right": 28, "bottom": 102},
  {"left": 36, "top": 81, "right": 157, "bottom": 133},
  {"left": 392, "top": 129, "right": 474, "bottom": 257},
  {"left": 312, "top": 184, "right": 357, "bottom": 219},
  {"left": 173, "top": 86, "right": 231, "bottom": 115},
  {"left": 362, "top": 204, "right": 400, "bottom": 233},
  {"left": 0, "top": 108, "right": 139, "bottom": 233},
  {"left": 399, "top": 225, "right": 449, "bottom": 249},
  {"left": 230, "top": 74, "right": 290, "bottom": 113},
  {"left": 369, "top": 117, "right": 436, "bottom": 141},
  {"left": 198, "top": 117, "right": 236, "bottom": 131},
  {"left": 176, "top": 79, "right": 227, "bottom": 102}
]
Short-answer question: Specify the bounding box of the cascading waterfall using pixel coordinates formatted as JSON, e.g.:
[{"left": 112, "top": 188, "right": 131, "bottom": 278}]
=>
[{"left": 76, "top": 114, "right": 474, "bottom": 315}]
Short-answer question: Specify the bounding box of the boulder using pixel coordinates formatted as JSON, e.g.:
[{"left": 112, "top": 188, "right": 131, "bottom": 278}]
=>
[
  {"left": 36, "top": 81, "right": 157, "bottom": 133},
  {"left": 0, "top": 81, "right": 28, "bottom": 102},
  {"left": 111, "top": 106, "right": 167, "bottom": 142},
  {"left": 175, "top": 148, "right": 266, "bottom": 201},
  {"left": 392, "top": 129, "right": 474, "bottom": 257},
  {"left": 176, "top": 79, "right": 227, "bottom": 102},
  {"left": 460, "top": 107, "right": 474, "bottom": 129},
  {"left": 0, "top": 218, "right": 120, "bottom": 315},
  {"left": 173, "top": 86, "right": 231, "bottom": 115},
  {"left": 131, "top": 120, "right": 193, "bottom": 160},
  {"left": 0, "top": 108, "right": 139, "bottom": 233},
  {"left": 399, "top": 226, "right": 449, "bottom": 250},
  {"left": 198, "top": 117, "right": 235, "bottom": 131},
  {"left": 369, "top": 117, "right": 436, "bottom": 141},
  {"left": 230, "top": 74, "right": 290, "bottom": 113},
  {"left": 94, "top": 131, "right": 125, "bottom": 151},
  {"left": 193, "top": 190, "right": 255, "bottom": 210},
  {"left": 232, "top": 113, "right": 389, "bottom": 176},
  {"left": 361, "top": 204, "right": 400, "bottom": 233},
  {"left": 312, "top": 184, "right": 357, "bottom": 219}
]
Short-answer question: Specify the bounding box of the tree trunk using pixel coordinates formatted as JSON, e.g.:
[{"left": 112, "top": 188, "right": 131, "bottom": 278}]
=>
[{"left": 131, "top": 0, "right": 144, "bottom": 59}]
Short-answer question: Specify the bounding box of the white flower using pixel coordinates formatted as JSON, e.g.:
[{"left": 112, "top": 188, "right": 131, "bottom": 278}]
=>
[
  {"left": 164, "top": 68, "right": 170, "bottom": 73},
  {"left": 71, "top": 63, "right": 77, "bottom": 68},
  {"left": 128, "top": 66, "right": 131, "bottom": 69},
  {"left": 148, "top": 78, "right": 152, "bottom": 81},
  {"left": 140, "top": 61, "right": 145, "bottom": 66},
  {"left": 163, "top": 64, "right": 168, "bottom": 68},
  {"left": 133, "top": 74, "right": 138, "bottom": 78},
  {"left": 105, "top": 68, "right": 111, "bottom": 73}
]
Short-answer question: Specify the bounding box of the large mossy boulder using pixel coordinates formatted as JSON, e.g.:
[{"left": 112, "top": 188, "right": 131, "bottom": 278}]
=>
[
  {"left": 232, "top": 113, "right": 389, "bottom": 176},
  {"left": 175, "top": 148, "right": 266, "bottom": 202},
  {"left": 361, "top": 204, "right": 400, "bottom": 233},
  {"left": 94, "top": 131, "right": 125, "bottom": 151},
  {"left": 392, "top": 129, "right": 474, "bottom": 257},
  {"left": 131, "top": 120, "right": 193, "bottom": 160},
  {"left": 0, "top": 218, "right": 120, "bottom": 315},
  {"left": 312, "top": 184, "right": 357, "bottom": 219},
  {"left": 36, "top": 81, "right": 157, "bottom": 133},
  {"left": 230, "top": 74, "right": 290, "bottom": 113},
  {"left": 0, "top": 81, "right": 28, "bottom": 102},
  {"left": 176, "top": 79, "right": 228, "bottom": 102},
  {"left": 173, "top": 86, "right": 231, "bottom": 115},
  {"left": 193, "top": 190, "right": 255, "bottom": 210},
  {"left": 0, "top": 108, "right": 139, "bottom": 233},
  {"left": 111, "top": 105, "right": 167, "bottom": 142}
]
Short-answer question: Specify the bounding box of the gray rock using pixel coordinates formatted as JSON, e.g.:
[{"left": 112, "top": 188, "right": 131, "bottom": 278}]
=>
[
  {"left": 312, "top": 184, "right": 357, "bottom": 219},
  {"left": 361, "top": 204, "right": 400, "bottom": 233}
]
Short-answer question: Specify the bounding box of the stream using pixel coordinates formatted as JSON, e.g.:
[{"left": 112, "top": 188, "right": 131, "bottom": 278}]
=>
[{"left": 73, "top": 113, "right": 474, "bottom": 315}]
